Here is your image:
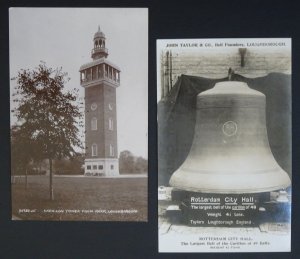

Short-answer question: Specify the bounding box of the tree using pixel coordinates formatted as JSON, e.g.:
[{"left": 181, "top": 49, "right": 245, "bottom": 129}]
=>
[
  {"left": 119, "top": 150, "right": 135, "bottom": 174},
  {"left": 53, "top": 153, "right": 84, "bottom": 175},
  {"left": 134, "top": 156, "right": 148, "bottom": 174},
  {"left": 11, "top": 125, "right": 35, "bottom": 190},
  {"left": 11, "top": 125, "right": 32, "bottom": 176},
  {"left": 119, "top": 150, "right": 148, "bottom": 174},
  {"left": 11, "top": 62, "right": 83, "bottom": 200}
]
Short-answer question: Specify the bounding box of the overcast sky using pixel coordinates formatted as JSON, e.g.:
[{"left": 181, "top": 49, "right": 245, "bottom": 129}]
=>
[{"left": 9, "top": 8, "right": 148, "bottom": 158}]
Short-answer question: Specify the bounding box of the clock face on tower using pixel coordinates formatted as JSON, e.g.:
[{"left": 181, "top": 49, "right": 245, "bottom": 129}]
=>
[{"left": 91, "top": 102, "right": 97, "bottom": 111}]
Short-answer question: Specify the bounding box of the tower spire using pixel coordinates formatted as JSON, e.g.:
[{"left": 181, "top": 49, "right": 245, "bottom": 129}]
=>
[{"left": 92, "top": 26, "right": 108, "bottom": 59}]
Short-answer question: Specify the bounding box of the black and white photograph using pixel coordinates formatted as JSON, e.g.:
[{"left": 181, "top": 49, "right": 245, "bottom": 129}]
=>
[
  {"left": 10, "top": 8, "right": 148, "bottom": 221},
  {"left": 157, "top": 38, "right": 291, "bottom": 252}
]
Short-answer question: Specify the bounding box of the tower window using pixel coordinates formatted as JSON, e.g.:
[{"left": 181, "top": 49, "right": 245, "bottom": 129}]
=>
[
  {"left": 87, "top": 165, "right": 91, "bottom": 170},
  {"left": 91, "top": 117, "right": 97, "bottom": 131},
  {"left": 98, "top": 65, "right": 103, "bottom": 77},
  {"left": 92, "top": 144, "right": 98, "bottom": 157},
  {"left": 93, "top": 165, "right": 97, "bottom": 170},
  {"left": 92, "top": 67, "right": 97, "bottom": 80},
  {"left": 105, "top": 64, "right": 108, "bottom": 77},
  {"left": 110, "top": 144, "right": 114, "bottom": 157},
  {"left": 109, "top": 118, "right": 113, "bottom": 130},
  {"left": 111, "top": 165, "right": 114, "bottom": 170},
  {"left": 98, "top": 165, "right": 103, "bottom": 170},
  {"left": 86, "top": 69, "right": 91, "bottom": 81}
]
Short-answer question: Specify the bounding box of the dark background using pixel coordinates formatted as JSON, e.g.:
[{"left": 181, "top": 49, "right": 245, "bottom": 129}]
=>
[{"left": 1, "top": 0, "right": 300, "bottom": 258}]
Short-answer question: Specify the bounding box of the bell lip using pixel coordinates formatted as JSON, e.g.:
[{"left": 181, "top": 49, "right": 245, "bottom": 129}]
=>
[
  {"left": 169, "top": 169, "right": 291, "bottom": 194},
  {"left": 168, "top": 182, "right": 291, "bottom": 194}
]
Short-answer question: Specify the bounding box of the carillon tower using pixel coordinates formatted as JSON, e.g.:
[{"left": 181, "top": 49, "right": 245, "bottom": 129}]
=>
[{"left": 80, "top": 26, "right": 120, "bottom": 176}]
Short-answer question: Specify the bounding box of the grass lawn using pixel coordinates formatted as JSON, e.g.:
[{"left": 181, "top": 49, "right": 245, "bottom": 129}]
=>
[{"left": 12, "top": 175, "right": 147, "bottom": 221}]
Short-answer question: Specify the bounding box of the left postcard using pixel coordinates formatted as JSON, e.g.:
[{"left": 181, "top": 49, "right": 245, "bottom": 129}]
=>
[{"left": 10, "top": 8, "right": 148, "bottom": 221}]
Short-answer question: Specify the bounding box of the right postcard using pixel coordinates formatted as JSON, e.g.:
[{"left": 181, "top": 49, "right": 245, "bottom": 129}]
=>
[{"left": 157, "top": 38, "right": 291, "bottom": 252}]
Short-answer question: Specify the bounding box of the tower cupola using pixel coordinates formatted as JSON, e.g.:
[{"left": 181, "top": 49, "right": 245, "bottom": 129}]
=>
[{"left": 92, "top": 26, "right": 108, "bottom": 60}]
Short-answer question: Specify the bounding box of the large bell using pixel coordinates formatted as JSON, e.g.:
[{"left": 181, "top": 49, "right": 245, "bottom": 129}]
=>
[{"left": 169, "top": 81, "right": 291, "bottom": 194}]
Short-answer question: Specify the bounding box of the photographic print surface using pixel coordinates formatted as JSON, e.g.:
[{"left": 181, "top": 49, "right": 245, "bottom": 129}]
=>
[
  {"left": 157, "top": 38, "right": 291, "bottom": 252},
  {"left": 10, "top": 8, "right": 148, "bottom": 221}
]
